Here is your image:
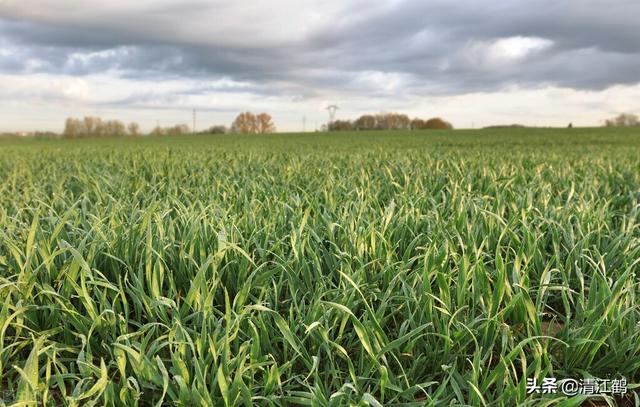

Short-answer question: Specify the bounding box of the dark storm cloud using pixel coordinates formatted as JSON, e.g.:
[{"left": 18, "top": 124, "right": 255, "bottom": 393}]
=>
[{"left": 1, "top": 0, "right": 639, "bottom": 96}]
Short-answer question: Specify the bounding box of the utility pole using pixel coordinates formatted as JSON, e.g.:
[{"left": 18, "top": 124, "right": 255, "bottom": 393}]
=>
[
  {"left": 326, "top": 104, "right": 339, "bottom": 130},
  {"left": 192, "top": 109, "right": 196, "bottom": 134}
]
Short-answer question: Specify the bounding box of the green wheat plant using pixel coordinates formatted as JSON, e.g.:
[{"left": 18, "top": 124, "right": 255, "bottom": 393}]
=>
[{"left": 0, "top": 128, "right": 638, "bottom": 406}]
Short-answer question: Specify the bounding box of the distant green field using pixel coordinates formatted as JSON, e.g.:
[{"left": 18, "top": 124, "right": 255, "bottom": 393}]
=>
[{"left": 0, "top": 128, "right": 639, "bottom": 405}]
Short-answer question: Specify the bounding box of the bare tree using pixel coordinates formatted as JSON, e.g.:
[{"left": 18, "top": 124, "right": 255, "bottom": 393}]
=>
[
  {"left": 256, "top": 113, "right": 276, "bottom": 134},
  {"left": 388, "top": 113, "right": 410, "bottom": 130},
  {"left": 605, "top": 113, "right": 639, "bottom": 127},
  {"left": 150, "top": 126, "right": 165, "bottom": 136},
  {"left": 83, "top": 116, "right": 101, "bottom": 136},
  {"left": 231, "top": 112, "right": 257, "bottom": 134},
  {"left": 127, "top": 122, "right": 140, "bottom": 136},
  {"left": 63, "top": 118, "right": 83, "bottom": 138},
  {"left": 166, "top": 124, "right": 190, "bottom": 136},
  {"left": 354, "top": 114, "right": 376, "bottom": 130},
  {"left": 104, "top": 120, "right": 126, "bottom": 136},
  {"left": 374, "top": 113, "right": 390, "bottom": 130},
  {"left": 147, "top": 124, "right": 189, "bottom": 136},
  {"left": 63, "top": 116, "right": 132, "bottom": 137},
  {"left": 328, "top": 120, "right": 353, "bottom": 131},
  {"left": 323, "top": 113, "right": 454, "bottom": 131}
]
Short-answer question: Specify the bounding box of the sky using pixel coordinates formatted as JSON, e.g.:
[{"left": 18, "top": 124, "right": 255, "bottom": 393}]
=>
[{"left": 0, "top": 0, "right": 639, "bottom": 132}]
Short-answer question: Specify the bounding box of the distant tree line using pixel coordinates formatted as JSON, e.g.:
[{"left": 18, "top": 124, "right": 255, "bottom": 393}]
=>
[
  {"left": 59, "top": 113, "right": 277, "bottom": 138},
  {"left": 194, "top": 112, "right": 277, "bottom": 135},
  {"left": 63, "top": 117, "right": 141, "bottom": 138},
  {"left": 327, "top": 113, "right": 453, "bottom": 131},
  {"left": 33, "top": 131, "right": 60, "bottom": 138},
  {"left": 9, "top": 111, "right": 639, "bottom": 139},
  {"left": 198, "top": 125, "right": 227, "bottom": 135},
  {"left": 0, "top": 131, "right": 59, "bottom": 138},
  {"left": 63, "top": 116, "right": 194, "bottom": 138},
  {"left": 194, "top": 112, "right": 276, "bottom": 135},
  {"left": 483, "top": 124, "right": 526, "bottom": 129},
  {"left": 150, "top": 124, "right": 191, "bottom": 136},
  {"left": 605, "top": 113, "right": 639, "bottom": 127}
]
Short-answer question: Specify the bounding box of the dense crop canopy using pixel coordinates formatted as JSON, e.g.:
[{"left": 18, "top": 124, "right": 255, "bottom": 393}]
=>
[{"left": 0, "top": 129, "right": 638, "bottom": 405}]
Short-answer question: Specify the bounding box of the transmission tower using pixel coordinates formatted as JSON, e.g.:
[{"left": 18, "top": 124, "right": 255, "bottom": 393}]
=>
[{"left": 326, "top": 104, "right": 339, "bottom": 128}]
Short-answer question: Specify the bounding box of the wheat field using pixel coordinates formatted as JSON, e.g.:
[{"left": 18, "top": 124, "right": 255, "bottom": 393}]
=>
[{"left": 0, "top": 128, "right": 639, "bottom": 406}]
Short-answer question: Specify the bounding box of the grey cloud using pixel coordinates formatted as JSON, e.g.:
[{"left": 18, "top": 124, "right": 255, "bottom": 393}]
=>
[{"left": 0, "top": 0, "right": 639, "bottom": 100}]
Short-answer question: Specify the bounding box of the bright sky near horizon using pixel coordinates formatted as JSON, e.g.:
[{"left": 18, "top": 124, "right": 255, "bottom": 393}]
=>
[{"left": 0, "top": 0, "right": 639, "bottom": 132}]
